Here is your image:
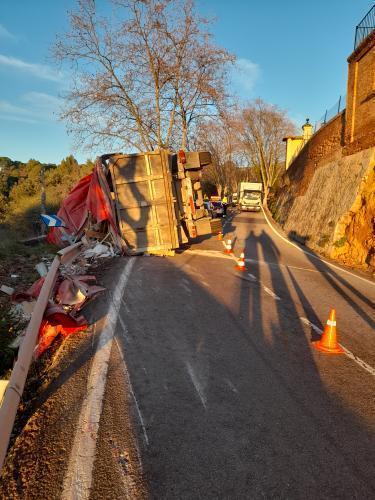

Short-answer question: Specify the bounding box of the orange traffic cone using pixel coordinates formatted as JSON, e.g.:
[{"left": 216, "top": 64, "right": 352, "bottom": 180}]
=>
[
  {"left": 313, "top": 309, "right": 344, "bottom": 354},
  {"left": 224, "top": 239, "right": 233, "bottom": 254},
  {"left": 235, "top": 249, "right": 247, "bottom": 271},
  {"left": 218, "top": 232, "right": 223, "bottom": 241}
]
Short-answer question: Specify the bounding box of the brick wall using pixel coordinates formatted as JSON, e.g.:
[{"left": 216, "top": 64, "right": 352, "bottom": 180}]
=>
[
  {"left": 345, "top": 32, "right": 375, "bottom": 154},
  {"left": 284, "top": 112, "right": 345, "bottom": 196}
]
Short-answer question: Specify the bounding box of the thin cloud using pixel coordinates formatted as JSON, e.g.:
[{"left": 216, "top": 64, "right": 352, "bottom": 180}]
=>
[
  {"left": 0, "top": 92, "right": 62, "bottom": 124},
  {"left": 0, "top": 24, "right": 15, "bottom": 40},
  {"left": 0, "top": 100, "right": 29, "bottom": 115},
  {"left": 0, "top": 100, "right": 38, "bottom": 124},
  {"left": 0, "top": 54, "right": 62, "bottom": 81},
  {"left": 22, "top": 92, "right": 62, "bottom": 110},
  {"left": 231, "top": 58, "right": 260, "bottom": 95},
  {"left": 0, "top": 114, "right": 37, "bottom": 124}
]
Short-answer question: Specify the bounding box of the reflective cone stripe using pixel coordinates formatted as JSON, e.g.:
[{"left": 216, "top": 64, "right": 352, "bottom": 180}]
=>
[
  {"left": 235, "top": 250, "right": 247, "bottom": 271},
  {"left": 224, "top": 239, "right": 233, "bottom": 254},
  {"left": 313, "top": 309, "right": 344, "bottom": 354}
]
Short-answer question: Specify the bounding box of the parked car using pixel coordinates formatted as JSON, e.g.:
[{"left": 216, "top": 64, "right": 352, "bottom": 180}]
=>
[{"left": 211, "top": 201, "right": 224, "bottom": 218}]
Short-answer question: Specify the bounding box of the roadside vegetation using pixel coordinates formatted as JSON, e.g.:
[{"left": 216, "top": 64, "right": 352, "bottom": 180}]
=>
[{"left": 0, "top": 155, "right": 93, "bottom": 376}]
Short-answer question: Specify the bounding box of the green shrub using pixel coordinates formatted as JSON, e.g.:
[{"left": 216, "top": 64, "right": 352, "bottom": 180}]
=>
[{"left": 333, "top": 236, "right": 347, "bottom": 248}]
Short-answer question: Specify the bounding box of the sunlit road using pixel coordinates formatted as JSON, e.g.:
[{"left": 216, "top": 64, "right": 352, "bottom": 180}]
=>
[
  {"left": 2, "top": 210, "right": 375, "bottom": 499},
  {"left": 96, "top": 210, "right": 375, "bottom": 498}
]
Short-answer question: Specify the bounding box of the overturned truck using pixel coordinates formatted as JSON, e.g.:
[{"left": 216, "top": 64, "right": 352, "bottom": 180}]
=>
[{"left": 49, "top": 149, "right": 216, "bottom": 255}]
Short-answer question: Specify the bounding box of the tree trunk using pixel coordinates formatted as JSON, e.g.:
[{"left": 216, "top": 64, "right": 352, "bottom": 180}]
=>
[
  {"left": 40, "top": 166, "right": 46, "bottom": 235},
  {"left": 263, "top": 184, "right": 269, "bottom": 207}
]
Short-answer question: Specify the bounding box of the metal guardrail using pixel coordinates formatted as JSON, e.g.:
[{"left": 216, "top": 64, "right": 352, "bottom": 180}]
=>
[
  {"left": 354, "top": 4, "right": 375, "bottom": 50},
  {"left": 0, "top": 242, "right": 84, "bottom": 472},
  {"left": 314, "top": 94, "right": 346, "bottom": 132}
]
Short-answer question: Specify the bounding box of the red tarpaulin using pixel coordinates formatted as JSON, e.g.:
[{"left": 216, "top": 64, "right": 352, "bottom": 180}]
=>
[{"left": 47, "top": 160, "right": 119, "bottom": 246}]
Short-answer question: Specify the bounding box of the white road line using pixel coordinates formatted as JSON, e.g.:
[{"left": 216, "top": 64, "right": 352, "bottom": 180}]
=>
[
  {"left": 62, "top": 258, "right": 135, "bottom": 500},
  {"left": 262, "top": 286, "right": 281, "bottom": 301},
  {"left": 185, "top": 361, "right": 207, "bottom": 410},
  {"left": 245, "top": 258, "right": 319, "bottom": 274},
  {"left": 300, "top": 317, "right": 375, "bottom": 377},
  {"left": 300, "top": 317, "right": 322, "bottom": 335},
  {"left": 186, "top": 249, "right": 319, "bottom": 275},
  {"left": 247, "top": 273, "right": 257, "bottom": 280},
  {"left": 114, "top": 337, "right": 149, "bottom": 446},
  {"left": 261, "top": 205, "right": 375, "bottom": 288}
]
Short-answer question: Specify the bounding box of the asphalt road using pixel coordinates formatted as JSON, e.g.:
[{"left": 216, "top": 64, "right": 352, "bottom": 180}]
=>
[{"left": 1, "top": 210, "right": 375, "bottom": 499}]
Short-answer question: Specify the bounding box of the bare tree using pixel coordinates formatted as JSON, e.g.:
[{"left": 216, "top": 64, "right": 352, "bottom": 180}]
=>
[
  {"left": 237, "top": 99, "right": 295, "bottom": 202},
  {"left": 194, "top": 114, "right": 250, "bottom": 196},
  {"left": 53, "top": 0, "right": 234, "bottom": 153}
]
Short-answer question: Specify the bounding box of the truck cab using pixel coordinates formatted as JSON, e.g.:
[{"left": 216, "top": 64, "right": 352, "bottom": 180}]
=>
[
  {"left": 238, "top": 182, "right": 263, "bottom": 212},
  {"left": 241, "top": 190, "right": 262, "bottom": 211}
]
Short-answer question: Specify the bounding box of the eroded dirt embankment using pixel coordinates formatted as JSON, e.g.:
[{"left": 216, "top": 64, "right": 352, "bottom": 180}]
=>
[{"left": 272, "top": 122, "right": 375, "bottom": 273}]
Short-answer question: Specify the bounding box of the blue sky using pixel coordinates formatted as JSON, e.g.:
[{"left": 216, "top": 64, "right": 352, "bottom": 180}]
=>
[{"left": 0, "top": 0, "right": 373, "bottom": 164}]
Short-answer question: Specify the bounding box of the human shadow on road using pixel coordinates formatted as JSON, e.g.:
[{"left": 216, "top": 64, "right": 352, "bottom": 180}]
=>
[
  {"left": 232, "top": 228, "right": 375, "bottom": 497},
  {"left": 7, "top": 244, "right": 375, "bottom": 499},
  {"left": 302, "top": 249, "right": 375, "bottom": 329}
]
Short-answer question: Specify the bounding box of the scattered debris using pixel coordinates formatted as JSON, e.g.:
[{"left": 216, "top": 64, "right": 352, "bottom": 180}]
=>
[
  {"left": 40, "top": 214, "right": 65, "bottom": 227},
  {"left": 83, "top": 242, "right": 115, "bottom": 259},
  {"left": 12, "top": 277, "right": 45, "bottom": 303},
  {"left": 9, "top": 301, "right": 35, "bottom": 322},
  {"left": 35, "top": 262, "right": 48, "bottom": 277},
  {"left": 36, "top": 311, "right": 87, "bottom": 358},
  {"left": 47, "top": 159, "right": 125, "bottom": 252},
  {"left": 1, "top": 285, "right": 15, "bottom": 296}
]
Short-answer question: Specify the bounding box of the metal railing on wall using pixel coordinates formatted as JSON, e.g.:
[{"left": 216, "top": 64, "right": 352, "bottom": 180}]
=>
[
  {"left": 354, "top": 4, "right": 375, "bottom": 50},
  {"left": 314, "top": 94, "right": 346, "bottom": 132}
]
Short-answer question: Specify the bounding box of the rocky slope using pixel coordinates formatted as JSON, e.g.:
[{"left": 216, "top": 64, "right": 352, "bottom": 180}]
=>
[{"left": 272, "top": 146, "right": 375, "bottom": 273}]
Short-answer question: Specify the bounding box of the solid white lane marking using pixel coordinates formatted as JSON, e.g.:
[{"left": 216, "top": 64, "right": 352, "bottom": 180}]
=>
[
  {"left": 62, "top": 258, "right": 135, "bottom": 500},
  {"left": 262, "top": 286, "right": 281, "bottom": 301},
  {"left": 185, "top": 361, "right": 207, "bottom": 410},
  {"left": 247, "top": 273, "right": 257, "bottom": 280},
  {"left": 114, "top": 337, "right": 149, "bottom": 446},
  {"left": 261, "top": 206, "right": 375, "bottom": 288},
  {"left": 300, "top": 317, "right": 375, "bottom": 377}
]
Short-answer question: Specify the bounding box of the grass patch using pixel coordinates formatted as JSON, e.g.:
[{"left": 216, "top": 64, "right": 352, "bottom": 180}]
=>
[{"left": 333, "top": 236, "right": 347, "bottom": 248}]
